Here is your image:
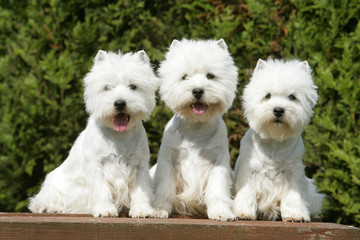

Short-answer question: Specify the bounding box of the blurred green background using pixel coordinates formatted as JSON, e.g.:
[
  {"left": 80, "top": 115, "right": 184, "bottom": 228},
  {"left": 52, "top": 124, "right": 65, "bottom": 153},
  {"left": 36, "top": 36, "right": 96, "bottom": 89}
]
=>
[{"left": 0, "top": 0, "right": 359, "bottom": 226}]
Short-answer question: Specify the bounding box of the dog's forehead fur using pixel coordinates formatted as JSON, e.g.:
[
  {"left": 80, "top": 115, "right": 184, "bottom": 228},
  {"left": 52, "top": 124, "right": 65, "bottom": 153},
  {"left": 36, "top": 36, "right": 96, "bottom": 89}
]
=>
[
  {"left": 159, "top": 39, "right": 237, "bottom": 82},
  {"left": 86, "top": 51, "right": 158, "bottom": 91},
  {"left": 246, "top": 59, "right": 317, "bottom": 104},
  {"left": 254, "top": 60, "right": 312, "bottom": 87}
]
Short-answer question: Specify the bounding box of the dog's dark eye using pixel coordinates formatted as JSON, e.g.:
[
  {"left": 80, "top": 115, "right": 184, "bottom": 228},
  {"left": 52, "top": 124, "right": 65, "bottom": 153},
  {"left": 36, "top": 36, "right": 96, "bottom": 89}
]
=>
[
  {"left": 181, "top": 74, "right": 188, "bottom": 80},
  {"left": 206, "top": 73, "right": 215, "bottom": 79},
  {"left": 265, "top": 93, "right": 271, "bottom": 99},
  {"left": 288, "top": 94, "right": 296, "bottom": 100},
  {"left": 104, "top": 85, "right": 110, "bottom": 91},
  {"left": 129, "top": 84, "right": 137, "bottom": 90}
]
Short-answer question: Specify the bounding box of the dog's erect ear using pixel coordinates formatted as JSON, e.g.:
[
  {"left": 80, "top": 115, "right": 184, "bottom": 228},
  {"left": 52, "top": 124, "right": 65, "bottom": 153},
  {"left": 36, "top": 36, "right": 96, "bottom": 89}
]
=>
[
  {"left": 300, "top": 61, "right": 311, "bottom": 73},
  {"left": 170, "top": 39, "right": 181, "bottom": 49},
  {"left": 95, "top": 50, "right": 107, "bottom": 62},
  {"left": 254, "top": 59, "right": 267, "bottom": 72},
  {"left": 137, "top": 50, "right": 150, "bottom": 64},
  {"left": 217, "top": 39, "right": 228, "bottom": 50}
]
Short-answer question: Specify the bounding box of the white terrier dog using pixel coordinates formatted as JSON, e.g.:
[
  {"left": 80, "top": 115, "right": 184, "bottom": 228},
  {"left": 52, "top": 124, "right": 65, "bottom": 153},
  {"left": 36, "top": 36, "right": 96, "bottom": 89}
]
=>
[
  {"left": 29, "top": 50, "right": 166, "bottom": 218},
  {"left": 233, "top": 59, "right": 324, "bottom": 222},
  {"left": 151, "top": 39, "right": 238, "bottom": 221}
]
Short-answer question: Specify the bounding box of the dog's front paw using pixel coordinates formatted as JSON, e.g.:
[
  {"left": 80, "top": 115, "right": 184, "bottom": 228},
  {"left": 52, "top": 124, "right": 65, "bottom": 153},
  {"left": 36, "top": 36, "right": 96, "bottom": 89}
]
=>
[
  {"left": 234, "top": 207, "right": 256, "bottom": 220},
  {"left": 207, "top": 207, "right": 236, "bottom": 222},
  {"left": 281, "top": 198, "right": 310, "bottom": 222},
  {"left": 129, "top": 206, "right": 156, "bottom": 218},
  {"left": 235, "top": 213, "right": 256, "bottom": 221},
  {"left": 233, "top": 204, "right": 256, "bottom": 220},
  {"left": 91, "top": 205, "right": 118, "bottom": 218},
  {"left": 282, "top": 213, "right": 310, "bottom": 223},
  {"left": 233, "top": 199, "right": 257, "bottom": 220},
  {"left": 153, "top": 200, "right": 172, "bottom": 215},
  {"left": 154, "top": 208, "right": 169, "bottom": 218}
]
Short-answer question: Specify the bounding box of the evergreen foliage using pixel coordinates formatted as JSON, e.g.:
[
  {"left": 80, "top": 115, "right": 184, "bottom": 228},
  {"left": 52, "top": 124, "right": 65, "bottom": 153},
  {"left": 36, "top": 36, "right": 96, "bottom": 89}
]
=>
[{"left": 0, "top": 0, "right": 359, "bottom": 226}]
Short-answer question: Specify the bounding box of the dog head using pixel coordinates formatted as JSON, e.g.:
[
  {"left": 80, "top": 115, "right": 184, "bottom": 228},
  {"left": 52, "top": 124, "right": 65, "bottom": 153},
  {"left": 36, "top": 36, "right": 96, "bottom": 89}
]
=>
[
  {"left": 158, "top": 39, "right": 238, "bottom": 122},
  {"left": 242, "top": 59, "right": 318, "bottom": 141},
  {"left": 84, "top": 50, "right": 158, "bottom": 132}
]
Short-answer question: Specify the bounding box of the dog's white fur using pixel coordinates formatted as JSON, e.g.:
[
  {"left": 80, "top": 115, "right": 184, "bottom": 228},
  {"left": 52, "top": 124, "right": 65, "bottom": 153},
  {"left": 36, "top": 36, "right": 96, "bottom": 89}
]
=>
[
  {"left": 152, "top": 39, "right": 238, "bottom": 221},
  {"left": 233, "top": 59, "right": 324, "bottom": 222},
  {"left": 29, "top": 50, "right": 167, "bottom": 218}
]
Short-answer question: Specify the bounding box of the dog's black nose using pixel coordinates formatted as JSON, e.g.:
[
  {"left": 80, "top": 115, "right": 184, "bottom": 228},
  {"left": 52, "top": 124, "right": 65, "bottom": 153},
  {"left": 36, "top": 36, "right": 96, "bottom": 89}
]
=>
[
  {"left": 273, "top": 107, "right": 285, "bottom": 118},
  {"left": 114, "top": 100, "right": 126, "bottom": 111},
  {"left": 192, "top": 88, "right": 204, "bottom": 100}
]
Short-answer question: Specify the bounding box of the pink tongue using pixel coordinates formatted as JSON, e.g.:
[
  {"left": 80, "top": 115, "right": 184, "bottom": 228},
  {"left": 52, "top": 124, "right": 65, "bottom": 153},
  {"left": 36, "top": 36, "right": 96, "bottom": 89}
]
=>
[
  {"left": 192, "top": 102, "right": 207, "bottom": 115},
  {"left": 113, "top": 113, "right": 129, "bottom": 132}
]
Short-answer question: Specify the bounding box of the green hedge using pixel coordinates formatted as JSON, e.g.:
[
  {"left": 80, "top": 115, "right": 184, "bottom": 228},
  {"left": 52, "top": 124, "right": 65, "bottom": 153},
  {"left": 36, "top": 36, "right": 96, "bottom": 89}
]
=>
[{"left": 0, "top": 0, "right": 359, "bottom": 226}]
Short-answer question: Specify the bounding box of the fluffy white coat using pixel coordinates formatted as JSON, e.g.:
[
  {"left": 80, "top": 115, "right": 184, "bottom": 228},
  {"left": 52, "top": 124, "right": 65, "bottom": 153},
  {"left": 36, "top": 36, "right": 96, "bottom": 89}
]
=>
[
  {"left": 152, "top": 39, "right": 238, "bottom": 221},
  {"left": 29, "top": 50, "right": 166, "bottom": 218},
  {"left": 233, "top": 59, "right": 324, "bottom": 222}
]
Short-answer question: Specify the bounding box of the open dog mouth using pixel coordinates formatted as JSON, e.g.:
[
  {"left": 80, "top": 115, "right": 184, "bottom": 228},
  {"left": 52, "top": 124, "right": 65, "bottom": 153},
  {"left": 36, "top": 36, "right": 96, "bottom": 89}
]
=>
[
  {"left": 113, "top": 113, "right": 130, "bottom": 132},
  {"left": 191, "top": 102, "right": 207, "bottom": 115}
]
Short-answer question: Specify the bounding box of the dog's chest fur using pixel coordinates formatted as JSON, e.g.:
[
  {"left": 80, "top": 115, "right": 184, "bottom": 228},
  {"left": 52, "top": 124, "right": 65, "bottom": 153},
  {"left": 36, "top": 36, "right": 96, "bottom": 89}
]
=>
[
  {"left": 170, "top": 117, "right": 220, "bottom": 169},
  {"left": 101, "top": 146, "right": 142, "bottom": 169},
  {"left": 246, "top": 131, "right": 305, "bottom": 209},
  {"left": 97, "top": 123, "right": 144, "bottom": 167},
  {"left": 171, "top": 140, "right": 218, "bottom": 168},
  {"left": 167, "top": 116, "right": 224, "bottom": 205},
  {"left": 101, "top": 150, "right": 139, "bottom": 207},
  {"left": 93, "top": 124, "right": 146, "bottom": 206},
  {"left": 101, "top": 150, "right": 140, "bottom": 179}
]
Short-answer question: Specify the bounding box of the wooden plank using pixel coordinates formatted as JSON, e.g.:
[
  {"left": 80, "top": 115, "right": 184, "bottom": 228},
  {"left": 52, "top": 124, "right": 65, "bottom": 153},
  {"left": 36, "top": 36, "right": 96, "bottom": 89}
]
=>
[{"left": 0, "top": 213, "right": 359, "bottom": 240}]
